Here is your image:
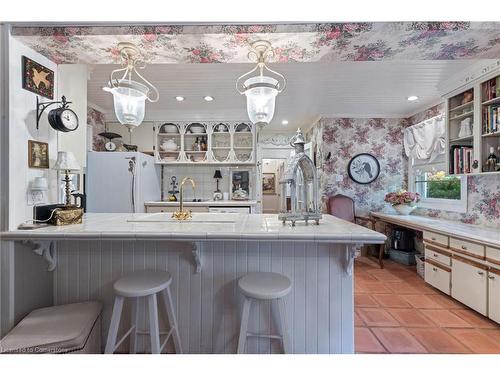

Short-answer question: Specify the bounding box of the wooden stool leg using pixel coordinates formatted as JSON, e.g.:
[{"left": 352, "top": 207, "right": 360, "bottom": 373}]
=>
[
  {"left": 105, "top": 295, "right": 124, "bottom": 354},
  {"left": 161, "top": 287, "right": 183, "bottom": 354},
  {"left": 379, "top": 243, "right": 385, "bottom": 269},
  {"left": 277, "top": 298, "right": 291, "bottom": 354},
  {"left": 129, "top": 297, "right": 139, "bottom": 354},
  {"left": 237, "top": 298, "right": 252, "bottom": 354},
  {"left": 147, "top": 294, "right": 161, "bottom": 354}
]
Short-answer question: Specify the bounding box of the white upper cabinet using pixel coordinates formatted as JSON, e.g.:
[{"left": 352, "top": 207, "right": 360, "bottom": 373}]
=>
[{"left": 154, "top": 122, "right": 256, "bottom": 164}]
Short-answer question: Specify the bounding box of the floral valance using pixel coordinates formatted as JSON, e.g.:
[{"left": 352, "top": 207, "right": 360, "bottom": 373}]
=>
[{"left": 403, "top": 115, "right": 445, "bottom": 162}]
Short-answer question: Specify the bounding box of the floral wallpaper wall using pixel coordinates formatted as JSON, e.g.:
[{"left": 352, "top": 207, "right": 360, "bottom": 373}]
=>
[
  {"left": 406, "top": 104, "right": 500, "bottom": 228},
  {"left": 11, "top": 22, "right": 500, "bottom": 65},
  {"left": 311, "top": 117, "right": 408, "bottom": 215},
  {"left": 311, "top": 104, "right": 500, "bottom": 228},
  {"left": 87, "top": 106, "right": 106, "bottom": 151}
]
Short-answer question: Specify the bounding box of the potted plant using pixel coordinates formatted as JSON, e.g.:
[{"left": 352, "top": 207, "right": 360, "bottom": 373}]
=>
[{"left": 384, "top": 190, "right": 421, "bottom": 215}]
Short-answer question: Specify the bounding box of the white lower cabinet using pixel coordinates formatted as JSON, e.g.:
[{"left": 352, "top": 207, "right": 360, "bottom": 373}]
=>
[
  {"left": 451, "top": 257, "right": 488, "bottom": 315},
  {"left": 425, "top": 262, "right": 451, "bottom": 295},
  {"left": 488, "top": 269, "right": 500, "bottom": 324}
]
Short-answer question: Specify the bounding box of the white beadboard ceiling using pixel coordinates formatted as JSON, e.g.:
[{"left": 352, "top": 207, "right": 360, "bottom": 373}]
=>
[{"left": 87, "top": 59, "right": 485, "bottom": 131}]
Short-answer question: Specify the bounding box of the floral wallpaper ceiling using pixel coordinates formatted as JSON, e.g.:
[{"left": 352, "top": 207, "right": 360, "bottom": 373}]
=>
[{"left": 12, "top": 22, "right": 500, "bottom": 64}]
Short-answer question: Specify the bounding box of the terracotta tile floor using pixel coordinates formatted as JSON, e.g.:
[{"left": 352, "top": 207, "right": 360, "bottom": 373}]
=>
[{"left": 354, "top": 257, "right": 500, "bottom": 354}]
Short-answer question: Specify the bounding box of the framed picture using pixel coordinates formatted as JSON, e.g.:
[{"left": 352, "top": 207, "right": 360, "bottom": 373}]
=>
[
  {"left": 262, "top": 173, "right": 276, "bottom": 195},
  {"left": 347, "top": 153, "right": 380, "bottom": 184},
  {"left": 28, "top": 140, "right": 49, "bottom": 169},
  {"left": 229, "top": 169, "right": 251, "bottom": 200},
  {"left": 22, "top": 56, "right": 54, "bottom": 99}
]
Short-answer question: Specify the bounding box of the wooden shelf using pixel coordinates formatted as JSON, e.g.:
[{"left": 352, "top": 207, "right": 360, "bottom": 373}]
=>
[
  {"left": 450, "top": 101, "right": 474, "bottom": 112},
  {"left": 449, "top": 136, "right": 473, "bottom": 143},
  {"left": 450, "top": 111, "right": 474, "bottom": 121},
  {"left": 481, "top": 97, "right": 500, "bottom": 106},
  {"left": 482, "top": 131, "right": 500, "bottom": 137}
]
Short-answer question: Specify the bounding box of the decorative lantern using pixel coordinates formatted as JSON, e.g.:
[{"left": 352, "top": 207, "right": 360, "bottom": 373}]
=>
[
  {"left": 103, "top": 42, "right": 159, "bottom": 131},
  {"left": 278, "top": 129, "right": 322, "bottom": 226},
  {"left": 236, "top": 40, "right": 286, "bottom": 128}
]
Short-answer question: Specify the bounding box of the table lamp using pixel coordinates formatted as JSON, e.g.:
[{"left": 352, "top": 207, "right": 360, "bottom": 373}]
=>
[
  {"left": 53, "top": 151, "right": 80, "bottom": 206},
  {"left": 213, "top": 169, "right": 223, "bottom": 201}
]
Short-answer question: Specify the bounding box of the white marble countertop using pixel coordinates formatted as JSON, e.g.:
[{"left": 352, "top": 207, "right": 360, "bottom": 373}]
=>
[
  {"left": 1, "top": 213, "right": 386, "bottom": 243},
  {"left": 145, "top": 200, "right": 258, "bottom": 207},
  {"left": 371, "top": 212, "right": 500, "bottom": 248}
]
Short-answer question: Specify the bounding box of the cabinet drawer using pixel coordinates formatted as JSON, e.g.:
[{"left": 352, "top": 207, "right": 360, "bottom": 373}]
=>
[
  {"left": 486, "top": 246, "right": 500, "bottom": 266},
  {"left": 488, "top": 267, "right": 500, "bottom": 324},
  {"left": 425, "top": 247, "right": 451, "bottom": 267},
  {"left": 425, "top": 261, "right": 451, "bottom": 295},
  {"left": 451, "top": 256, "right": 487, "bottom": 315},
  {"left": 423, "top": 231, "right": 448, "bottom": 247},
  {"left": 450, "top": 238, "right": 485, "bottom": 260}
]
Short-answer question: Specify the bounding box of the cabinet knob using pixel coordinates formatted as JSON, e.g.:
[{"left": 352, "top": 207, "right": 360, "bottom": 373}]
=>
[
  {"left": 431, "top": 237, "right": 436, "bottom": 241},
  {"left": 461, "top": 245, "right": 467, "bottom": 250},
  {"left": 433, "top": 253, "right": 438, "bottom": 257},
  {"left": 489, "top": 275, "right": 495, "bottom": 280},
  {"left": 477, "top": 271, "right": 484, "bottom": 276},
  {"left": 433, "top": 267, "right": 438, "bottom": 272}
]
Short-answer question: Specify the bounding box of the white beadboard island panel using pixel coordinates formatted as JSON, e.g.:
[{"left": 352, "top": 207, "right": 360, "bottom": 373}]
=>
[{"left": 54, "top": 239, "right": 354, "bottom": 354}]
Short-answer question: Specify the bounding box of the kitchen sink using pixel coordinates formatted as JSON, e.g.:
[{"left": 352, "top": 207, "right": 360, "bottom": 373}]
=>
[{"left": 128, "top": 212, "right": 240, "bottom": 224}]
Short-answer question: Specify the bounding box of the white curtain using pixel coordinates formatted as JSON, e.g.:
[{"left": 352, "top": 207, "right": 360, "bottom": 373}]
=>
[{"left": 404, "top": 115, "right": 445, "bottom": 163}]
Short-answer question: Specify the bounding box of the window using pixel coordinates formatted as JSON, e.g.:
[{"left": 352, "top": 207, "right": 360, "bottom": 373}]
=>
[{"left": 409, "top": 157, "right": 467, "bottom": 213}]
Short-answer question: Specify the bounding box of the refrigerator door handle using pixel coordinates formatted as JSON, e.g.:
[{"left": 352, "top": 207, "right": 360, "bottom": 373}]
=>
[{"left": 125, "top": 157, "right": 137, "bottom": 213}]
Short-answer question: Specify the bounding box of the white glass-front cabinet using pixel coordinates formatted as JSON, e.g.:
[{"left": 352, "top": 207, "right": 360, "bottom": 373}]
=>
[
  {"left": 154, "top": 122, "right": 255, "bottom": 164},
  {"left": 451, "top": 257, "right": 488, "bottom": 315}
]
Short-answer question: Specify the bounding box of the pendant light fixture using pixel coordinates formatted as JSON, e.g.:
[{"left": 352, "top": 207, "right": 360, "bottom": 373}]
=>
[
  {"left": 236, "top": 40, "right": 286, "bottom": 128},
  {"left": 103, "top": 42, "right": 159, "bottom": 131}
]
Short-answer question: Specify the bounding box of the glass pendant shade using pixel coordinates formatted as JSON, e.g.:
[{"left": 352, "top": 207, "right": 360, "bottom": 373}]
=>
[
  {"left": 243, "top": 76, "right": 278, "bottom": 127},
  {"left": 103, "top": 80, "right": 148, "bottom": 129}
]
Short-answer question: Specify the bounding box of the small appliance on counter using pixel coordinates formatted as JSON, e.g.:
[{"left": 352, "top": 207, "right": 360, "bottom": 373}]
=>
[{"left": 388, "top": 227, "right": 416, "bottom": 265}]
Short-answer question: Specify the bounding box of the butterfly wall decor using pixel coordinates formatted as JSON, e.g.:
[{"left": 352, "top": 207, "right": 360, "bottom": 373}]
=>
[{"left": 22, "top": 56, "right": 54, "bottom": 99}]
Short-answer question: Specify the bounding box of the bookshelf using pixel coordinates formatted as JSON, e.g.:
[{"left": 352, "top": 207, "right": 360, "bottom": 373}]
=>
[
  {"left": 480, "top": 75, "right": 500, "bottom": 173},
  {"left": 447, "top": 89, "right": 474, "bottom": 175},
  {"left": 445, "top": 71, "right": 500, "bottom": 175}
]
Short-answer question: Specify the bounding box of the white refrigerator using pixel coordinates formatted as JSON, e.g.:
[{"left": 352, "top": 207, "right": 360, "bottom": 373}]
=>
[{"left": 86, "top": 152, "right": 160, "bottom": 213}]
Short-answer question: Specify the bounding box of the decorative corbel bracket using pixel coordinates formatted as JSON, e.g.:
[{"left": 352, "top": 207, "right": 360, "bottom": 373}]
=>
[
  {"left": 345, "top": 243, "right": 362, "bottom": 276},
  {"left": 191, "top": 242, "right": 202, "bottom": 273},
  {"left": 23, "top": 240, "right": 56, "bottom": 271}
]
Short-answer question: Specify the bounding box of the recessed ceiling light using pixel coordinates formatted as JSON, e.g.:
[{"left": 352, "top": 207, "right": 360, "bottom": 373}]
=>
[
  {"left": 175, "top": 96, "right": 184, "bottom": 102},
  {"left": 282, "top": 120, "right": 289, "bottom": 125},
  {"left": 407, "top": 95, "right": 419, "bottom": 101},
  {"left": 204, "top": 96, "right": 214, "bottom": 102}
]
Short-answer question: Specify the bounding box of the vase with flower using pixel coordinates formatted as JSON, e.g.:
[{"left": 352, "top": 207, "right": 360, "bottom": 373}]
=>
[{"left": 384, "top": 190, "right": 420, "bottom": 215}]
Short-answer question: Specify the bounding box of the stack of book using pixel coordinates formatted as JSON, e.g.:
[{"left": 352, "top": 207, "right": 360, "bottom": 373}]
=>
[
  {"left": 450, "top": 145, "right": 473, "bottom": 174},
  {"left": 482, "top": 104, "right": 500, "bottom": 134},
  {"left": 482, "top": 77, "right": 499, "bottom": 102}
]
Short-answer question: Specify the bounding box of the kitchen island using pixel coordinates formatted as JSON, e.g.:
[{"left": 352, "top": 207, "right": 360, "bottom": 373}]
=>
[{"left": 1, "top": 213, "right": 385, "bottom": 354}]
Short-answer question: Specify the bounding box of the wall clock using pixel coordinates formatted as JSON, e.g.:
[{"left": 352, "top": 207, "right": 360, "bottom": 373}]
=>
[
  {"left": 347, "top": 153, "right": 380, "bottom": 184},
  {"left": 48, "top": 106, "right": 79, "bottom": 132}
]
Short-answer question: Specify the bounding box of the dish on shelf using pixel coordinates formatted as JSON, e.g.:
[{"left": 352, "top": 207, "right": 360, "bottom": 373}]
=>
[
  {"left": 159, "top": 123, "right": 179, "bottom": 133},
  {"left": 214, "top": 123, "right": 229, "bottom": 132},
  {"left": 188, "top": 123, "right": 205, "bottom": 134},
  {"left": 162, "top": 156, "right": 178, "bottom": 162}
]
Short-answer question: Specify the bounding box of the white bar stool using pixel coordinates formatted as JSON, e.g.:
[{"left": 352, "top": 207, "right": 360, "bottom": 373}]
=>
[
  {"left": 105, "top": 270, "right": 182, "bottom": 354},
  {"left": 237, "top": 272, "right": 292, "bottom": 354}
]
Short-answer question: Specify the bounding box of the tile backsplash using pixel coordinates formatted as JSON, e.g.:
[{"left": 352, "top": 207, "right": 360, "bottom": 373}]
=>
[{"left": 160, "top": 165, "right": 255, "bottom": 201}]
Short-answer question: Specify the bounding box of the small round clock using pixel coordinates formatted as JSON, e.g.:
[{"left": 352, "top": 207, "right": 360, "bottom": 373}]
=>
[
  {"left": 48, "top": 106, "right": 79, "bottom": 132},
  {"left": 104, "top": 141, "right": 117, "bottom": 152},
  {"left": 347, "top": 153, "right": 380, "bottom": 184}
]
